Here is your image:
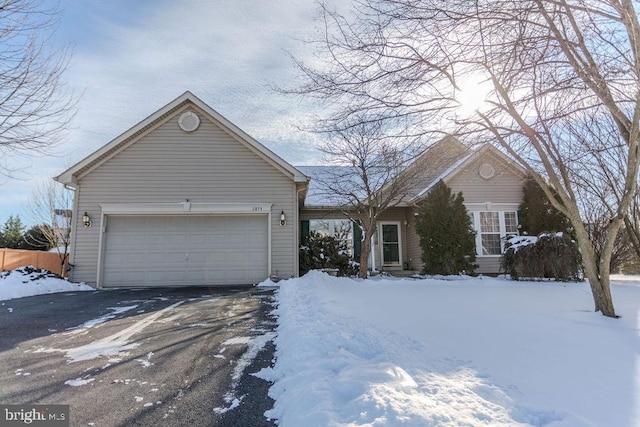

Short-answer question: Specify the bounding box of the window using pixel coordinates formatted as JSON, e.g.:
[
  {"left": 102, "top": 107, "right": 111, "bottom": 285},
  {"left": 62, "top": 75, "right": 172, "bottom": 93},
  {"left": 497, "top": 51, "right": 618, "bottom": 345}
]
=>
[
  {"left": 309, "top": 219, "right": 330, "bottom": 237},
  {"left": 309, "top": 219, "right": 354, "bottom": 256},
  {"left": 480, "top": 212, "right": 501, "bottom": 255},
  {"left": 504, "top": 212, "right": 518, "bottom": 234},
  {"left": 470, "top": 211, "right": 518, "bottom": 256}
]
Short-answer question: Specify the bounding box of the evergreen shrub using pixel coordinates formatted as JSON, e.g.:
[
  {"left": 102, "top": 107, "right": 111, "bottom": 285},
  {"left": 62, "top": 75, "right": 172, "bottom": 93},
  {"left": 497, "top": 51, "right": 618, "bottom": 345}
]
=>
[
  {"left": 415, "top": 180, "right": 477, "bottom": 275},
  {"left": 501, "top": 233, "right": 582, "bottom": 281},
  {"left": 299, "top": 231, "right": 359, "bottom": 277}
]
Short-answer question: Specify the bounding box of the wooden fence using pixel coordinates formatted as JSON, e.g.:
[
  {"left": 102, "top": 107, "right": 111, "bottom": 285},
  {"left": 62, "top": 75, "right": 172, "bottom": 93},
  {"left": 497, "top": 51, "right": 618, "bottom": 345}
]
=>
[{"left": 0, "top": 248, "right": 68, "bottom": 277}]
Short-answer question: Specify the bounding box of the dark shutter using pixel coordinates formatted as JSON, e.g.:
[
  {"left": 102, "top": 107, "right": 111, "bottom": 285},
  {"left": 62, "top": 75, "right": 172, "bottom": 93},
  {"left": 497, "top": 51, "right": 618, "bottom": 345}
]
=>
[
  {"left": 353, "top": 221, "right": 363, "bottom": 260},
  {"left": 300, "top": 220, "right": 310, "bottom": 243}
]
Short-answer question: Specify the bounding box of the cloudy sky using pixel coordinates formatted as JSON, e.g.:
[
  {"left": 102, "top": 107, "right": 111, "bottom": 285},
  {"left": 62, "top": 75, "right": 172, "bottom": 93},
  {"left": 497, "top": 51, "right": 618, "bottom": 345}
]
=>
[{"left": 1, "top": 0, "right": 327, "bottom": 227}]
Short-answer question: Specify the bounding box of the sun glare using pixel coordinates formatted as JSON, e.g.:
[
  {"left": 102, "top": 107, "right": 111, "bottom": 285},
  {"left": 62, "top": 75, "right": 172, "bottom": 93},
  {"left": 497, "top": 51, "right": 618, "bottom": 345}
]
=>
[{"left": 456, "top": 73, "right": 492, "bottom": 115}]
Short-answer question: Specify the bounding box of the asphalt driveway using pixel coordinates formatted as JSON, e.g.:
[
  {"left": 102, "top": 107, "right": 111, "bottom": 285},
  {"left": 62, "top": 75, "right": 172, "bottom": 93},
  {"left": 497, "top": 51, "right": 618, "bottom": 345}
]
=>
[{"left": 0, "top": 286, "right": 277, "bottom": 426}]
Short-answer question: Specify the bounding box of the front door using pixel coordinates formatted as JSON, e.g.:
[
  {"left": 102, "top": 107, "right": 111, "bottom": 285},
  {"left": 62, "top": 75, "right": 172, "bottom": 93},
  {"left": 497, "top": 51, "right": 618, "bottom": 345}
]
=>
[{"left": 380, "top": 222, "right": 401, "bottom": 267}]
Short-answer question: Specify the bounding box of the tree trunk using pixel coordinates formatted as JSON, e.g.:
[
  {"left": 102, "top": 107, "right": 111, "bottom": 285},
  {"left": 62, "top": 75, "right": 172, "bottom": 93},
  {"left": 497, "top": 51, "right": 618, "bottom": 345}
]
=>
[
  {"left": 624, "top": 215, "right": 640, "bottom": 261},
  {"left": 574, "top": 222, "right": 618, "bottom": 317},
  {"left": 359, "top": 233, "right": 372, "bottom": 279},
  {"left": 58, "top": 252, "right": 68, "bottom": 277}
]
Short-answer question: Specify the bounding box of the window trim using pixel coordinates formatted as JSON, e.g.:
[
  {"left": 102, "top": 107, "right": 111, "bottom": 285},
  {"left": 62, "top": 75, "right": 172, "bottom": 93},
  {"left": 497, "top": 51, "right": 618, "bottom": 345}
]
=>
[
  {"left": 378, "top": 221, "right": 403, "bottom": 267},
  {"left": 469, "top": 209, "right": 519, "bottom": 257},
  {"left": 307, "top": 219, "right": 355, "bottom": 256}
]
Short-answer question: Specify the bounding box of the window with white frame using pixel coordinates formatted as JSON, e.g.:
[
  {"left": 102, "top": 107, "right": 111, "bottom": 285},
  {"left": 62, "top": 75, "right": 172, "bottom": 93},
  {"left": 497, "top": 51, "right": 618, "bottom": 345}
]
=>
[
  {"left": 309, "top": 219, "right": 354, "bottom": 255},
  {"left": 470, "top": 211, "right": 519, "bottom": 256}
]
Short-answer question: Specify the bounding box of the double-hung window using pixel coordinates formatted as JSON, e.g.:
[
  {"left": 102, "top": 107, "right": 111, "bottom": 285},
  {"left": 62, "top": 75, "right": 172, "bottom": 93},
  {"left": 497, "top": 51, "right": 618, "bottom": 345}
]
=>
[
  {"left": 308, "top": 219, "right": 354, "bottom": 256},
  {"left": 470, "top": 210, "right": 519, "bottom": 255}
]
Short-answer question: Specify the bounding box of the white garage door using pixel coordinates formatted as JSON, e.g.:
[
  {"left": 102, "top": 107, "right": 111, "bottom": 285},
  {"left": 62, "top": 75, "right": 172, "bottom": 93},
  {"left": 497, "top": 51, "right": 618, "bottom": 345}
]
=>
[{"left": 102, "top": 215, "right": 268, "bottom": 287}]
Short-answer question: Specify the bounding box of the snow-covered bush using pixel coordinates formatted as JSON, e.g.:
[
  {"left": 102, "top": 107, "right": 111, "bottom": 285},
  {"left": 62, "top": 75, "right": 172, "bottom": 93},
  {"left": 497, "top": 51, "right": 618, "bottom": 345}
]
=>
[
  {"left": 0, "top": 265, "right": 62, "bottom": 281},
  {"left": 501, "top": 233, "right": 582, "bottom": 281},
  {"left": 299, "top": 232, "right": 359, "bottom": 277}
]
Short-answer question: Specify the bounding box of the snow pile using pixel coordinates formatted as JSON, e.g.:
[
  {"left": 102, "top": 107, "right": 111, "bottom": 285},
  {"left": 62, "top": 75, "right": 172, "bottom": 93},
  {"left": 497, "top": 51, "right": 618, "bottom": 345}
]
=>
[
  {"left": 505, "top": 235, "right": 539, "bottom": 252},
  {"left": 259, "top": 271, "right": 640, "bottom": 426},
  {"left": 0, "top": 266, "right": 93, "bottom": 301}
]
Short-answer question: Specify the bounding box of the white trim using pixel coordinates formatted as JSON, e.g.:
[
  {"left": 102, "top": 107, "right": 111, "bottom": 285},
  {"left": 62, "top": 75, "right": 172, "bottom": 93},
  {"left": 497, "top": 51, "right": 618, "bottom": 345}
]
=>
[
  {"left": 99, "top": 202, "right": 272, "bottom": 215},
  {"left": 96, "top": 213, "right": 107, "bottom": 288},
  {"left": 379, "top": 221, "right": 403, "bottom": 267},
  {"left": 268, "top": 210, "right": 272, "bottom": 278},
  {"left": 465, "top": 202, "right": 520, "bottom": 211},
  {"left": 68, "top": 185, "right": 79, "bottom": 282}
]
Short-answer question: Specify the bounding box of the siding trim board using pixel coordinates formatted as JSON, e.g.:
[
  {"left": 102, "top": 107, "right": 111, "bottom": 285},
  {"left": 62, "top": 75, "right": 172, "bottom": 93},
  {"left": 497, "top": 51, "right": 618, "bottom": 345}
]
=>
[{"left": 99, "top": 202, "right": 273, "bottom": 215}]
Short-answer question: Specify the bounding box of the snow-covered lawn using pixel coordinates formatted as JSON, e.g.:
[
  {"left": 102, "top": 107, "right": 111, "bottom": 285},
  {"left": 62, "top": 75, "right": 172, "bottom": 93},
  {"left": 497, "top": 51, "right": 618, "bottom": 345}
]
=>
[
  {"left": 0, "top": 266, "right": 93, "bottom": 301},
  {"left": 4, "top": 265, "right": 639, "bottom": 425},
  {"left": 258, "top": 272, "right": 640, "bottom": 426}
]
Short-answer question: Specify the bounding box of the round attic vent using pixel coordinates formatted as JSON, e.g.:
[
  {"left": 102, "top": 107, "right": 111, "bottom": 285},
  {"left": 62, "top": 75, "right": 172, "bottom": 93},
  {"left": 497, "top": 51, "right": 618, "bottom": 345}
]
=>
[
  {"left": 479, "top": 162, "right": 495, "bottom": 179},
  {"left": 178, "top": 111, "right": 200, "bottom": 132}
]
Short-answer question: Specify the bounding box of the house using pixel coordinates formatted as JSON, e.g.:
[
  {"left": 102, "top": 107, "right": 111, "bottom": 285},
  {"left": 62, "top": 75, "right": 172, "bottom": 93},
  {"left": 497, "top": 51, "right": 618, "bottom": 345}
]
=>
[
  {"left": 56, "top": 92, "right": 526, "bottom": 288},
  {"left": 300, "top": 136, "right": 527, "bottom": 275}
]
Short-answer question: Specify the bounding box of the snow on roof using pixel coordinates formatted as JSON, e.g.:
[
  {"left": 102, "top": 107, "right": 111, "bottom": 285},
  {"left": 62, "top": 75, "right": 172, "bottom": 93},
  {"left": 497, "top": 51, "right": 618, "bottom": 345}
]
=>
[
  {"left": 298, "top": 137, "right": 475, "bottom": 207},
  {"left": 410, "top": 150, "right": 476, "bottom": 200}
]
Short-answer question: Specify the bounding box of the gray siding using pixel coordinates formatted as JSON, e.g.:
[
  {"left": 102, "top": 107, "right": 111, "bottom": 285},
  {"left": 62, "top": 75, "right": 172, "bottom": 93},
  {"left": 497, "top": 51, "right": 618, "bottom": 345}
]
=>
[
  {"left": 70, "top": 107, "right": 297, "bottom": 285},
  {"left": 404, "top": 137, "right": 470, "bottom": 202},
  {"left": 475, "top": 257, "right": 502, "bottom": 275},
  {"left": 405, "top": 207, "right": 422, "bottom": 272},
  {"left": 446, "top": 150, "right": 525, "bottom": 204},
  {"left": 448, "top": 151, "right": 524, "bottom": 275},
  {"left": 405, "top": 150, "right": 524, "bottom": 275}
]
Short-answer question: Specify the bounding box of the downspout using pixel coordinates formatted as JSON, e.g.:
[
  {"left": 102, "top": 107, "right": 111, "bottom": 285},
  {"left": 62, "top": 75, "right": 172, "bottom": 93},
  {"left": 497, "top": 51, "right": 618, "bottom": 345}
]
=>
[
  {"left": 371, "top": 234, "right": 376, "bottom": 271},
  {"left": 63, "top": 183, "right": 78, "bottom": 281}
]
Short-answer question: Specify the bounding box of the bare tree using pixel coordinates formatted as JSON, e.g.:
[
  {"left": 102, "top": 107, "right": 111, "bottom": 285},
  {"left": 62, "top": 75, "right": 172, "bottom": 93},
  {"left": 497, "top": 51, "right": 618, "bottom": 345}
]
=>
[
  {"left": 0, "top": 0, "right": 74, "bottom": 173},
  {"left": 27, "top": 180, "right": 72, "bottom": 276},
  {"left": 309, "top": 118, "right": 426, "bottom": 278},
  {"left": 625, "top": 189, "right": 640, "bottom": 262},
  {"left": 290, "top": 0, "right": 640, "bottom": 317}
]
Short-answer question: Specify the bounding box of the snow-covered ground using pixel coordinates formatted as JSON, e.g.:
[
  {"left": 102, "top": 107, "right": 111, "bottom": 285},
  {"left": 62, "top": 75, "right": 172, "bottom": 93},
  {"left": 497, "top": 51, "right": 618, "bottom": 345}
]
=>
[
  {"left": 258, "top": 272, "right": 640, "bottom": 426},
  {"left": 4, "top": 265, "right": 639, "bottom": 425},
  {"left": 0, "top": 266, "right": 93, "bottom": 301}
]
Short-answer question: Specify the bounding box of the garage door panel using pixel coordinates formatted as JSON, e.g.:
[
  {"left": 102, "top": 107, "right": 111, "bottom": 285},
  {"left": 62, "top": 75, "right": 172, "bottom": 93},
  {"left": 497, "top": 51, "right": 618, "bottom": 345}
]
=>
[
  {"left": 147, "top": 252, "right": 169, "bottom": 264},
  {"left": 102, "top": 215, "right": 268, "bottom": 287}
]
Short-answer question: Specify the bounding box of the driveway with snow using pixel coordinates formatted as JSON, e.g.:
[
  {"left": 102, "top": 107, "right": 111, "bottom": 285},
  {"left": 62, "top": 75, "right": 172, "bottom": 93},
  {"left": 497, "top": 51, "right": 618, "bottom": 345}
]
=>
[{"left": 0, "top": 286, "right": 276, "bottom": 426}]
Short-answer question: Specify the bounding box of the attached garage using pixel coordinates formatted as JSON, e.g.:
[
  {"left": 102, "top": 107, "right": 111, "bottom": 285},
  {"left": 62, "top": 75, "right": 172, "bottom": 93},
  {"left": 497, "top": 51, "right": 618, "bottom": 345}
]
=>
[
  {"left": 55, "top": 92, "right": 308, "bottom": 288},
  {"left": 101, "top": 214, "right": 269, "bottom": 287}
]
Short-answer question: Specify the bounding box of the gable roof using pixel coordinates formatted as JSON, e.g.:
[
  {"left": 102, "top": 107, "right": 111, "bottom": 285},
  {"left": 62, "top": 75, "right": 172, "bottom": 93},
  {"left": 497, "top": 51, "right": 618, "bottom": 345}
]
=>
[
  {"left": 55, "top": 91, "right": 308, "bottom": 185},
  {"left": 298, "top": 137, "right": 528, "bottom": 208},
  {"left": 405, "top": 139, "right": 528, "bottom": 204}
]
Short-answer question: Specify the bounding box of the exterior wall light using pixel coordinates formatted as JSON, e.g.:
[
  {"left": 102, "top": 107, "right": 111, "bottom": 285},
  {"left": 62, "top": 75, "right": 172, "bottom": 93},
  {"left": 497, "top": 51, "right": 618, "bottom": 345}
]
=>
[
  {"left": 82, "top": 212, "right": 92, "bottom": 228},
  {"left": 280, "top": 210, "right": 287, "bottom": 227}
]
